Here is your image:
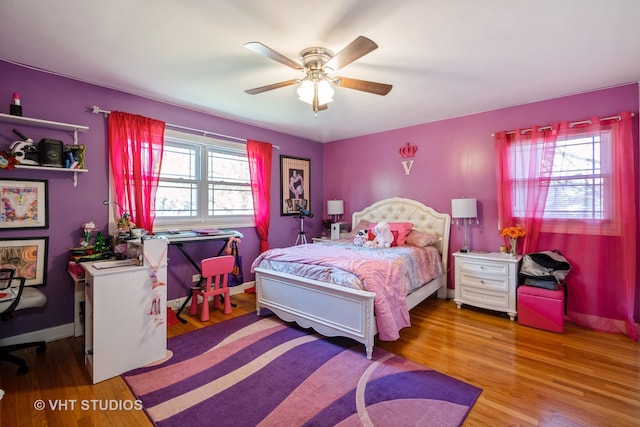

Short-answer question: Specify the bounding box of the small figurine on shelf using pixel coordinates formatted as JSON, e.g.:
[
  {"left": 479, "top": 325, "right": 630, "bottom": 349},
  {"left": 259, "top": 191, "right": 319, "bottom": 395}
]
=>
[
  {"left": 81, "top": 221, "right": 96, "bottom": 247},
  {"left": 94, "top": 231, "right": 106, "bottom": 253},
  {"left": 117, "top": 213, "right": 134, "bottom": 237}
]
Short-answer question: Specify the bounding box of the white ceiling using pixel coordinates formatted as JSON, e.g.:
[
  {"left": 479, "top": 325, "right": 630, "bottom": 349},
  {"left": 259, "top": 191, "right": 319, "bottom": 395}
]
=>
[{"left": 2, "top": 0, "right": 640, "bottom": 143}]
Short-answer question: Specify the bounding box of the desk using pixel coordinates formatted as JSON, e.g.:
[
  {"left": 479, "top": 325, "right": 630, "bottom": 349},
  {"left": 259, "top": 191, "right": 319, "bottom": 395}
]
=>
[
  {"left": 157, "top": 230, "right": 243, "bottom": 322},
  {"left": 82, "top": 238, "right": 168, "bottom": 383}
]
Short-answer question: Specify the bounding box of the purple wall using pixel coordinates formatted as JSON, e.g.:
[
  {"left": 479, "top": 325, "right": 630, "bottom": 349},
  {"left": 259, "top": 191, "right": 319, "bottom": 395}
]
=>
[
  {"left": 323, "top": 84, "right": 639, "bottom": 290},
  {"left": 0, "top": 61, "right": 324, "bottom": 338}
]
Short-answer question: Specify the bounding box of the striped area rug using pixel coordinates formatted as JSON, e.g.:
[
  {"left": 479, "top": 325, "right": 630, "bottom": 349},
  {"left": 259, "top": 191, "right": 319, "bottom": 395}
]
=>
[{"left": 123, "top": 313, "right": 481, "bottom": 427}]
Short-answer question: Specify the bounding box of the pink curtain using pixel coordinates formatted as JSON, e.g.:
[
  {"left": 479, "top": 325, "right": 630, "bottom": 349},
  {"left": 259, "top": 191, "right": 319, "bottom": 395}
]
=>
[
  {"left": 246, "top": 140, "right": 272, "bottom": 253},
  {"left": 108, "top": 112, "right": 165, "bottom": 233},
  {"left": 495, "top": 125, "right": 559, "bottom": 254},
  {"left": 495, "top": 113, "right": 638, "bottom": 340}
]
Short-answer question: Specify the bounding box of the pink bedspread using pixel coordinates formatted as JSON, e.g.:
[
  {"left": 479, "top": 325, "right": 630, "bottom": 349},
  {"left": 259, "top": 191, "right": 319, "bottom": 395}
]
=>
[{"left": 251, "top": 241, "right": 443, "bottom": 340}]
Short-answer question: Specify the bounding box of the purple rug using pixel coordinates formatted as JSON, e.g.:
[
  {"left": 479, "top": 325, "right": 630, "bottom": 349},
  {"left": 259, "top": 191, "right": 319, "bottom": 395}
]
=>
[{"left": 123, "top": 313, "right": 481, "bottom": 426}]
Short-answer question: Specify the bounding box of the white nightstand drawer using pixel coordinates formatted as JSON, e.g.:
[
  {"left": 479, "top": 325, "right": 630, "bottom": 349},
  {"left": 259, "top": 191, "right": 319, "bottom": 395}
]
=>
[
  {"left": 459, "top": 272, "right": 509, "bottom": 292},
  {"left": 458, "top": 258, "right": 509, "bottom": 276},
  {"left": 458, "top": 287, "right": 510, "bottom": 310}
]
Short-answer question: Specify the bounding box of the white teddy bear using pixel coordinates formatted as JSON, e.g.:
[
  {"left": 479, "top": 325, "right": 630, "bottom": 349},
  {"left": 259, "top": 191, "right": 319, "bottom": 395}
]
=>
[{"left": 364, "top": 221, "right": 394, "bottom": 248}]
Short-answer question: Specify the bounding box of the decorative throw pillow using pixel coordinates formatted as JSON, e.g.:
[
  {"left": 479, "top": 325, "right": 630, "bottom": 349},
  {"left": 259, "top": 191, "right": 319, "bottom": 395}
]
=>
[
  {"left": 388, "top": 222, "right": 414, "bottom": 246},
  {"left": 350, "top": 219, "right": 375, "bottom": 237},
  {"left": 406, "top": 230, "right": 440, "bottom": 247}
]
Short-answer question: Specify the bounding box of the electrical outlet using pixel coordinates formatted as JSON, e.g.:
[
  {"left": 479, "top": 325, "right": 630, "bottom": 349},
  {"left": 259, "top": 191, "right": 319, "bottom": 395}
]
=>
[{"left": 192, "top": 274, "right": 201, "bottom": 282}]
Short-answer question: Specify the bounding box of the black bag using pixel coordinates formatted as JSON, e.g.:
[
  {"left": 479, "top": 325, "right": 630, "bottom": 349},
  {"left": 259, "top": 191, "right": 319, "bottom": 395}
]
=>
[
  {"left": 519, "top": 250, "right": 571, "bottom": 284},
  {"left": 228, "top": 240, "right": 243, "bottom": 287}
]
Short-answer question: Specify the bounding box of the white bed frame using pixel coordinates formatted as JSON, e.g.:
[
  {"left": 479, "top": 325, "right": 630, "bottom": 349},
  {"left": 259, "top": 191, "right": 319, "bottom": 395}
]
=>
[{"left": 255, "top": 197, "right": 451, "bottom": 359}]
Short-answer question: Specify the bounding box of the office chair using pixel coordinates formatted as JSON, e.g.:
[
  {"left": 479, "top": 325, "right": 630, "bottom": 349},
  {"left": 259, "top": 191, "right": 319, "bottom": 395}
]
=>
[
  {"left": 190, "top": 255, "right": 235, "bottom": 321},
  {"left": 0, "top": 267, "right": 47, "bottom": 375}
]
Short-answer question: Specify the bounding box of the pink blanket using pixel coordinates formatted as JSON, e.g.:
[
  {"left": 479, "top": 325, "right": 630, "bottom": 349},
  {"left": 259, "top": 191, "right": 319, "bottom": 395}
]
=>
[{"left": 252, "top": 242, "right": 442, "bottom": 340}]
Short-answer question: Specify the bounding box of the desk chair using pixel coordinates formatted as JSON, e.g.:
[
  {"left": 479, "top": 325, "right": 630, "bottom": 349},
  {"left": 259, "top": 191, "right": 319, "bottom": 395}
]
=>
[
  {"left": 190, "top": 255, "right": 235, "bottom": 321},
  {"left": 0, "top": 268, "right": 47, "bottom": 375}
]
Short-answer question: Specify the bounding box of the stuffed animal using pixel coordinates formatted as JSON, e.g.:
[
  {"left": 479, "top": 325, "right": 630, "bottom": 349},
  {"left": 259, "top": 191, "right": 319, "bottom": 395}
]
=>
[
  {"left": 364, "top": 221, "right": 394, "bottom": 248},
  {"left": 353, "top": 229, "right": 368, "bottom": 246}
]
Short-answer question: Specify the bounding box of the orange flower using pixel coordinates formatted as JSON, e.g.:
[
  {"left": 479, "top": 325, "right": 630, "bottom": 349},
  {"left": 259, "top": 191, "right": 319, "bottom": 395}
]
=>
[{"left": 500, "top": 226, "right": 526, "bottom": 238}]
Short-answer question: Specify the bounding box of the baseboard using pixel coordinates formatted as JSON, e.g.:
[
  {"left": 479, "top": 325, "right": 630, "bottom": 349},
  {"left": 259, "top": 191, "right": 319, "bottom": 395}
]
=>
[{"left": 0, "top": 323, "right": 74, "bottom": 346}]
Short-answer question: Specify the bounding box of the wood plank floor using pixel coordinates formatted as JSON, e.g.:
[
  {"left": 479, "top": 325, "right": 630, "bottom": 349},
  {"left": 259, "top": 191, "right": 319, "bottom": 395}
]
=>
[{"left": 1, "top": 293, "right": 639, "bottom": 426}]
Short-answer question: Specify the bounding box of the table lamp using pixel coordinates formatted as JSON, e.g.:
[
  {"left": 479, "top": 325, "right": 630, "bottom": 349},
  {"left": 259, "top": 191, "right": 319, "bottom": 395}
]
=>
[
  {"left": 451, "top": 198, "right": 477, "bottom": 253},
  {"left": 327, "top": 200, "right": 344, "bottom": 240}
]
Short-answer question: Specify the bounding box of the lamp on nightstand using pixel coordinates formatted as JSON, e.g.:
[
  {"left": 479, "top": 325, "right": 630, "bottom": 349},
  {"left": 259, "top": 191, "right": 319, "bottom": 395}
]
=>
[
  {"left": 327, "top": 200, "right": 344, "bottom": 240},
  {"left": 451, "top": 198, "right": 478, "bottom": 253}
]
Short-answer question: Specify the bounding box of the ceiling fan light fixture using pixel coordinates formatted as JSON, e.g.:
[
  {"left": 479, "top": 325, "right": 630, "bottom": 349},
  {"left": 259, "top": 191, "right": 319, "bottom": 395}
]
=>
[{"left": 297, "top": 78, "right": 334, "bottom": 105}]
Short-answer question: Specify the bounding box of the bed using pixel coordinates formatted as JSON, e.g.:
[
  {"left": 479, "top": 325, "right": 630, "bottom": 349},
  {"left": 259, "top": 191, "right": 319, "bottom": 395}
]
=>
[{"left": 252, "top": 197, "right": 451, "bottom": 359}]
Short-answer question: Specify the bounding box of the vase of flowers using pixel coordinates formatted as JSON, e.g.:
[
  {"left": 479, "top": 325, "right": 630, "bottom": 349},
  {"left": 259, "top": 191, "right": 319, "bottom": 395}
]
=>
[{"left": 500, "top": 226, "right": 526, "bottom": 257}]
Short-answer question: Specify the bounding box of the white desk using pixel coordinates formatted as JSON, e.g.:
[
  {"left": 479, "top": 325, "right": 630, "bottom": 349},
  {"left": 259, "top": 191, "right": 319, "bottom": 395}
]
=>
[{"left": 81, "top": 238, "right": 168, "bottom": 384}]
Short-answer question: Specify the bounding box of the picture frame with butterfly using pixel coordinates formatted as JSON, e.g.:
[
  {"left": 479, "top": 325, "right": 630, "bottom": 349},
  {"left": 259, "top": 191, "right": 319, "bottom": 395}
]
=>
[{"left": 0, "top": 178, "right": 48, "bottom": 229}]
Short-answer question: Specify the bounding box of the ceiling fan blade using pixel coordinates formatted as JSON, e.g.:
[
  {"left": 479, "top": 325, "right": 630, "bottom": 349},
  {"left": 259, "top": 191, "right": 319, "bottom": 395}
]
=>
[
  {"left": 244, "top": 79, "right": 298, "bottom": 95},
  {"left": 334, "top": 76, "right": 392, "bottom": 96},
  {"left": 245, "top": 42, "right": 303, "bottom": 71},
  {"left": 324, "top": 36, "right": 378, "bottom": 72}
]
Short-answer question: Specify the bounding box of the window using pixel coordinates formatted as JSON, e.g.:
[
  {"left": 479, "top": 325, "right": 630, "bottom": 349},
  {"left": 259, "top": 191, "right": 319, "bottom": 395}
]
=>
[
  {"left": 507, "top": 128, "right": 617, "bottom": 234},
  {"left": 153, "top": 130, "right": 254, "bottom": 229}
]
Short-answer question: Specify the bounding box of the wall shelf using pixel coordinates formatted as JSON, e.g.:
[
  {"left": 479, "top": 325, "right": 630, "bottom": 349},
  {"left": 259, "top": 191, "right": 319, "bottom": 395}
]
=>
[
  {"left": 0, "top": 113, "right": 89, "bottom": 133},
  {"left": 0, "top": 113, "right": 90, "bottom": 186}
]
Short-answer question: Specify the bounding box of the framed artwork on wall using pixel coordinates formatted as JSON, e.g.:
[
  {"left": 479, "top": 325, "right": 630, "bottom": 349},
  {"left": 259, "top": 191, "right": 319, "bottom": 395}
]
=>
[
  {"left": 0, "top": 178, "right": 49, "bottom": 229},
  {"left": 0, "top": 237, "right": 49, "bottom": 286},
  {"left": 280, "top": 155, "right": 311, "bottom": 216}
]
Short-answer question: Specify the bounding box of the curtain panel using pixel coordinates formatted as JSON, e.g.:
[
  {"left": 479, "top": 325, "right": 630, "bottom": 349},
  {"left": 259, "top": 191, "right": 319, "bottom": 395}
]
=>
[
  {"left": 495, "top": 112, "right": 638, "bottom": 340},
  {"left": 108, "top": 111, "right": 165, "bottom": 233},
  {"left": 247, "top": 139, "right": 272, "bottom": 253}
]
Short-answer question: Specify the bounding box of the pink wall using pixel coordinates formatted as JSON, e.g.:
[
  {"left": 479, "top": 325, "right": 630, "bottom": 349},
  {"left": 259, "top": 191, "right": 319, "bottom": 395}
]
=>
[{"left": 323, "top": 84, "right": 639, "bottom": 300}]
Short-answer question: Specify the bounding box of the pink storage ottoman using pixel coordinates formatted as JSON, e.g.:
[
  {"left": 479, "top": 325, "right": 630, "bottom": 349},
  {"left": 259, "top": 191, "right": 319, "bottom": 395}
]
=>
[{"left": 517, "top": 284, "right": 565, "bottom": 333}]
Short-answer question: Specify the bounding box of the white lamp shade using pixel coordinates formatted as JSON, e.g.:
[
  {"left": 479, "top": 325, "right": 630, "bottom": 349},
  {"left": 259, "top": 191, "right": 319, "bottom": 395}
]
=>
[
  {"left": 451, "top": 198, "right": 477, "bottom": 218},
  {"left": 327, "top": 200, "right": 344, "bottom": 216},
  {"left": 297, "top": 79, "right": 334, "bottom": 105}
]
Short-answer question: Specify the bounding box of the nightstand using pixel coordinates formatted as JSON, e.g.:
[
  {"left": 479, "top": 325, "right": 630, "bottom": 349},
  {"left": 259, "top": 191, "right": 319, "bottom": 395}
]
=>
[
  {"left": 312, "top": 234, "right": 350, "bottom": 243},
  {"left": 453, "top": 251, "right": 521, "bottom": 320}
]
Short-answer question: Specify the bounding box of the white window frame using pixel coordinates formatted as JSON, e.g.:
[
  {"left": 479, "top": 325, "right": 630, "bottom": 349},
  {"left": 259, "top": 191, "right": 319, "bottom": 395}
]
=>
[
  {"left": 109, "top": 129, "right": 255, "bottom": 233},
  {"left": 508, "top": 129, "right": 619, "bottom": 236}
]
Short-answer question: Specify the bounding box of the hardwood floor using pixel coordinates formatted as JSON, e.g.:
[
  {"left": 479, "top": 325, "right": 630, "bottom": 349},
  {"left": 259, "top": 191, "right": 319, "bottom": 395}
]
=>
[{"left": 1, "top": 293, "right": 638, "bottom": 426}]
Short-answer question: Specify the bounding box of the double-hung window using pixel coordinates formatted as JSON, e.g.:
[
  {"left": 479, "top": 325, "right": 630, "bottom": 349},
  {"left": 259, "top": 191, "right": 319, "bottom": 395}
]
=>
[
  {"left": 507, "top": 127, "right": 617, "bottom": 234},
  {"left": 153, "top": 130, "right": 254, "bottom": 230}
]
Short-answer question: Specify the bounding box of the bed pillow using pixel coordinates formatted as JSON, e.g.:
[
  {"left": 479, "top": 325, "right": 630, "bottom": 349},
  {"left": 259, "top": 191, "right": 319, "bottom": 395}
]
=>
[
  {"left": 350, "top": 219, "right": 376, "bottom": 237},
  {"left": 388, "top": 222, "right": 414, "bottom": 246},
  {"left": 406, "top": 230, "right": 440, "bottom": 247}
]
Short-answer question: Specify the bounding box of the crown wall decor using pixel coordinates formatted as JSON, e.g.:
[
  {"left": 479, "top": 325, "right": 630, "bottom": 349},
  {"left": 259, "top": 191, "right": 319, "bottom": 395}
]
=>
[
  {"left": 399, "top": 142, "right": 418, "bottom": 158},
  {"left": 398, "top": 142, "right": 418, "bottom": 176}
]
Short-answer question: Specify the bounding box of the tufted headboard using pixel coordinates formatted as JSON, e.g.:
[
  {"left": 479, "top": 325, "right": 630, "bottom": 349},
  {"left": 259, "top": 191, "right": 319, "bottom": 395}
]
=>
[{"left": 352, "top": 197, "right": 451, "bottom": 263}]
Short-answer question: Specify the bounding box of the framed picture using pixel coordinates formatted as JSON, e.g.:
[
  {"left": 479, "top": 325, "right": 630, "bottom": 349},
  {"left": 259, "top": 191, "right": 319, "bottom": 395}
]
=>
[
  {"left": 0, "top": 237, "right": 49, "bottom": 286},
  {"left": 280, "top": 155, "right": 310, "bottom": 216},
  {"left": 0, "top": 178, "right": 49, "bottom": 229}
]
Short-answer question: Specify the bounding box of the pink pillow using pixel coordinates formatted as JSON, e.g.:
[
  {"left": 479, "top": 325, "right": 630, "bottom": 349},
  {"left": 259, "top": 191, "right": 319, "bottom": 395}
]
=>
[
  {"left": 350, "top": 219, "right": 375, "bottom": 237},
  {"left": 389, "top": 222, "right": 413, "bottom": 246},
  {"left": 406, "top": 230, "right": 440, "bottom": 247}
]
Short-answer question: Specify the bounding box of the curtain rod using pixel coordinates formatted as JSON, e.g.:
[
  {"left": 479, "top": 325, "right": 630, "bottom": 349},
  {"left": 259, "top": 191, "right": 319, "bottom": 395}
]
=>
[
  {"left": 491, "top": 113, "right": 634, "bottom": 137},
  {"left": 91, "top": 106, "right": 280, "bottom": 150}
]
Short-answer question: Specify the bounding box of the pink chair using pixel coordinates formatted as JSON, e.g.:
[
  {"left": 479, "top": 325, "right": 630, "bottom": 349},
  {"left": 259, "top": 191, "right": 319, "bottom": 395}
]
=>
[{"left": 190, "top": 255, "right": 236, "bottom": 321}]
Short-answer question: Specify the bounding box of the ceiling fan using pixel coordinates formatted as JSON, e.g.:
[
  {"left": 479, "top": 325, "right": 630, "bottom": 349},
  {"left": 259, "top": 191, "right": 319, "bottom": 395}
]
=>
[{"left": 244, "top": 36, "right": 392, "bottom": 114}]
